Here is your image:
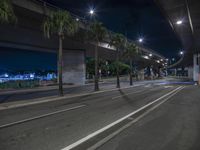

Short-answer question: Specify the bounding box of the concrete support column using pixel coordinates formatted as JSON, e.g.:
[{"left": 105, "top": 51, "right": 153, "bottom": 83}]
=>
[
  {"left": 138, "top": 69, "right": 144, "bottom": 80},
  {"left": 187, "top": 67, "right": 193, "bottom": 79},
  {"left": 62, "top": 50, "right": 86, "bottom": 85},
  {"left": 193, "top": 54, "right": 199, "bottom": 82}
]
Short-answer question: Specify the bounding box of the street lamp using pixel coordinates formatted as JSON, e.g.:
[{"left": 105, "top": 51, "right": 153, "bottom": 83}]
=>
[
  {"left": 149, "top": 53, "right": 152, "bottom": 57},
  {"left": 176, "top": 20, "right": 183, "bottom": 25},
  {"left": 180, "top": 51, "right": 184, "bottom": 55},
  {"left": 138, "top": 38, "right": 143, "bottom": 43},
  {"left": 89, "top": 9, "right": 94, "bottom": 15},
  {"left": 76, "top": 18, "right": 79, "bottom": 22}
]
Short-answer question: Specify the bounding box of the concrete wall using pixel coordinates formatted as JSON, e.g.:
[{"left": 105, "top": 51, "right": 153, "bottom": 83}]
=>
[
  {"left": 187, "top": 67, "right": 193, "bottom": 79},
  {"left": 63, "top": 50, "right": 86, "bottom": 85},
  {"left": 193, "top": 54, "right": 199, "bottom": 81}
]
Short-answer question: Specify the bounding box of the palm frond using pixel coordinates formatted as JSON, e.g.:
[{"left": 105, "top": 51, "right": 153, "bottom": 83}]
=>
[
  {"left": 89, "top": 21, "right": 107, "bottom": 42},
  {"left": 43, "top": 10, "right": 78, "bottom": 38},
  {"left": 123, "top": 42, "right": 139, "bottom": 59},
  {"left": 0, "top": 0, "right": 17, "bottom": 24},
  {"left": 109, "top": 33, "right": 125, "bottom": 50}
]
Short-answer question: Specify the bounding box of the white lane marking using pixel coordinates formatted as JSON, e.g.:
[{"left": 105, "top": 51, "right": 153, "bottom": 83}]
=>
[
  {"left": 0, "top": 105, "right": 86, "bottom": 129},
  {"left": 87, "top": 86, "right": 185, "bottom": 150},
  {"left": 61, "top": 86, "right": 183, "bottom": 150},
  {"left": 112, "top": 90, "right": 145, "bottom": 99},
  {"left": 164, "top": 86, "right": 174, "bottom": 88}
]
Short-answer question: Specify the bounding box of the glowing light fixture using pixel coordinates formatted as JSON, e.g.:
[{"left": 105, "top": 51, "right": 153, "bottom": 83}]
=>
[
  {"left": 180, "top": 51, "right": 184, "bottom": 55},
  {"left": 139, "top": 38, "right": 143, "bottom": 43},
  {"left": 176, "top": 20, "right": 183, "bottom": 25},
  {"left": 89, "top": 9, "right": 94, "bottom": 15},
  {"left": 143, "top": 55, "right": 149, "bottom": 60}
]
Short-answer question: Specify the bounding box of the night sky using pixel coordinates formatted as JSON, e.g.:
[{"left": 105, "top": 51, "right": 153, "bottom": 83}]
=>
[
  {"left": 0, "top": 0, "right": 182, "bottom": 72},
  {"left": 43, "top": 0, "right": 182, "bottom": 55}
]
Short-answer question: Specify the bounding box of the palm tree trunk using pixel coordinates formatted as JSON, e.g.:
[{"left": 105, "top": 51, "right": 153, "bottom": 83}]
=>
[
  {"left": 116, "top": 49, "right": 120, "bottom": 88},
  {"left": 129, "top": 59, "right": 133, "bottom": 86},
  {"left": 58, "top": 34, "right": 64, "bottom": 96},
  {"left": 94, "top": 44, "right": 99, "bottom": 91}
]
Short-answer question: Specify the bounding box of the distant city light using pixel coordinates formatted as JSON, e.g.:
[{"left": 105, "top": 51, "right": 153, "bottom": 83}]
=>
[
  {"left": 30, "top": 74, "right": 35, "bottom": 78},
  {"left": 76, "top": 18, "right": 79, "bottom": 22},
  {"left": 160, "top": 59, "right": 163, "bottom": 61},
  {"left": 176, "top": 20, "right": 183, "bottom": 25},
  {"left": 4, "top": 73, "right": 9, "bottom": 78},
  {"left": 156, "top": 60, "right": 160, "bottom": 63},
  {"left": 149, "top": 53, "right": 153, "bottom": 57}
]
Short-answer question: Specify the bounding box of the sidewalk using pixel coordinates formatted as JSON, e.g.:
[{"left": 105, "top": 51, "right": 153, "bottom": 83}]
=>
[
  {"left": 0, "top": 84, "right": 87, "bottom": 95},
  {"left": 0, "top": 81, "right": 144, "bottom": 111},
  {"left": 0, "top": 76, "right": 127, "bottom": 95}
]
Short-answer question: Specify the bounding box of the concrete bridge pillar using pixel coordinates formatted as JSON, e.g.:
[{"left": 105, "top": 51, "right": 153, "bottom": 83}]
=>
[
  {"left": 62, "top": 50, "right": 86, "bottom": 85},
  {"left": 138, "top": 69, "right": 144, "bottom": 80},
  {"left": 193, "top": 53, "right": 200, "bottom": 83}
]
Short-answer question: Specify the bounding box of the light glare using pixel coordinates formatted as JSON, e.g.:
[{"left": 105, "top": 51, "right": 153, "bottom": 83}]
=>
[
  {"left": 176, "top": 20, "right": 183, "bottom": 25},
  {"left": 180, "top": 51, "right": 184, "bottom": 55},
  {"left": 90, "top": 9, "right": 94, "bottom": 15},
  {"left": 139, "top": 38, "right": 143, "bottom": 43}
]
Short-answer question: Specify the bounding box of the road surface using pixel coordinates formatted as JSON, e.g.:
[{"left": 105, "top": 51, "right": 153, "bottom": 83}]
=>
[{"left": 0, "top": 80, "right": 199, "bottom": 150}]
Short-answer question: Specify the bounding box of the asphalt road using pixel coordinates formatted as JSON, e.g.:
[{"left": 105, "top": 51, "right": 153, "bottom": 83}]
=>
[
  {"left": 0, "top": 81, "right": 199, "bottom": 150},
  {"left": 98, "top": 85, "right": 200, "bottom": 150}
]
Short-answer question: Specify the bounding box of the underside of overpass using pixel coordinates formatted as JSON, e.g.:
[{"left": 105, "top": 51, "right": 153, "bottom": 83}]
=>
[
  {"left": 155, "top": 0, "right": 200, "bottom": 81},
  {"left": 155, "top": 0, "right": 200, "bottom": 64}
]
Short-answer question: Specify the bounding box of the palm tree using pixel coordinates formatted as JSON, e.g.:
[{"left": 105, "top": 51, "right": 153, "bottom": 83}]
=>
[
  {"left": 0, "top": 0, "right": 17, "bottom": 23},
  {"left": 43, "top": 10, "right": 78, "bottom": 96},
  {"left": 110, "top": 33, "right": 125, "bottom": 88},
  {"left": 124, "top": 42, "right": 138, "bottom": 85},
  {"left": 89, "top": 21, "right": 107, "bottom": 91}
]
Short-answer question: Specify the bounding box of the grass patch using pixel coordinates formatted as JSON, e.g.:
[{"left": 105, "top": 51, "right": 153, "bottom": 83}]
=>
[{"left": 0, "top": 80, "right": 40, "bottom": 89}]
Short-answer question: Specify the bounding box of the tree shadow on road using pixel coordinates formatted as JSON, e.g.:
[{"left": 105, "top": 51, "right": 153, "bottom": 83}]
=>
[{"left": 119, "top": 89, "right": 136, "bottom": 107}]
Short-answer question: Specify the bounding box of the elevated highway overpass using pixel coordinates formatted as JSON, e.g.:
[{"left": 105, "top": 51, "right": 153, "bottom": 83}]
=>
[
  {"left": 0, "top": 0, "right": 166, "bottom": 84},
  {"left": 155, "top": 0, "right": 200, "bottom": 82}
]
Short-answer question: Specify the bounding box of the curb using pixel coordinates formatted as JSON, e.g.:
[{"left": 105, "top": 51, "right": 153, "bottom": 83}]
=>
[{"left": 0, "top": 84, "right": 143, "bottom": 111}]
